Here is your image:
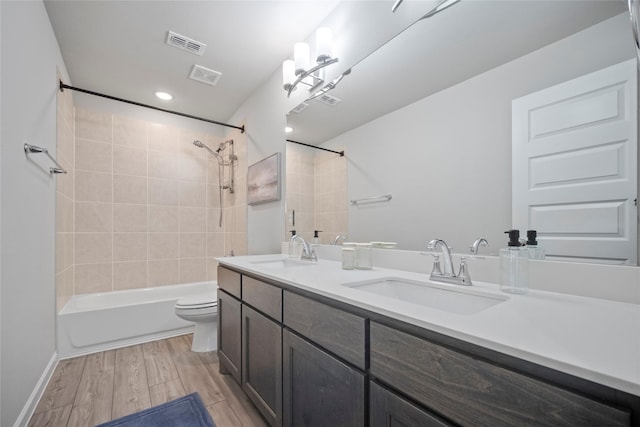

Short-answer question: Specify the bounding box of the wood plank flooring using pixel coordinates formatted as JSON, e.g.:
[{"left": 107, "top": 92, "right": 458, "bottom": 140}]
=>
[{"left": 28, "top": 334, "right": 267, "bottom": 427}]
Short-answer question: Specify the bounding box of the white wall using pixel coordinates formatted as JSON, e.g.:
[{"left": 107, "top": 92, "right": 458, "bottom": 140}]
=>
[
  {"left": 229, "top": 70, "right": 287, "bottom": 255},
  {"left": 325, "top": 13, "right": 635, "bottom": 254},
  {"left": 0, "top": 2, "right": 69, "bottom": 425}
]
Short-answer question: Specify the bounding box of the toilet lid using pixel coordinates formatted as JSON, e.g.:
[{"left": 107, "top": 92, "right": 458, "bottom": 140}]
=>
[{"left": 176, "top": 292, "right": 217, "bottom": 308}]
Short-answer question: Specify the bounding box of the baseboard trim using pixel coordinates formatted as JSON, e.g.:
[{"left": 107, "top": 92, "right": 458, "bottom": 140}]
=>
[{"left": 13, "top": 352, "right": 58, "bottom": 427}]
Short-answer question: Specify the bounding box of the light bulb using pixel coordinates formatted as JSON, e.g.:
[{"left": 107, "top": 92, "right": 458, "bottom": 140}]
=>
[
  {"left": 316, "top": 27, "right": 333, "bottom": 62},
  {"left": 294, "top": 42, "right": 310, "bottom": 75},
  {"left": 154, "top": 91, "right": 173, "bottom": 101},
  {"left": 282, "top": 60, "right": 296, "bottom": 89}
]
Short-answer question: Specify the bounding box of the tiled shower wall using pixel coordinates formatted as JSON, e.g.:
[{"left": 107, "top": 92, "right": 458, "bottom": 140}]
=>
[
  {"left": 285, "top": 143, "right": 347, "bottom": 245},
  {"left": 56, "top": 103, "right": 247, "bottom": 305},
  {"left": 55, "top": 76, "right": 75, "bottom": 311}
]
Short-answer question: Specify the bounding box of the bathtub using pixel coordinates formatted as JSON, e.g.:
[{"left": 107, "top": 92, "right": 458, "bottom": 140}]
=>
[{"left": 57, "top": 281, "right": 217, "bottom": 358}]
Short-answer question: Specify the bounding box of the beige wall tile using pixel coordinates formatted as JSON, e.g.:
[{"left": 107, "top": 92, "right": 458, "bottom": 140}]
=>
[
  {"left": 114, "top": 261, "right": 148, "bottom": 290},
  {"left": 179, "top": 181, "right": 206, "bottom": 207},
  {"left": 148, "top": 205, "right": 179, "bottom": 232},
  {"left": 56, "top": 232, "right": 74, "bottom": 274},
  {"left": 56, "top": 268, "right": 74, "bottom": 312},
  {"left": 114, "top": 175, "right": 147, "bottom": 204},
  {"left": 113, "top": 145, "right": 147, "bottom": 177},
  {"left": 57, "top": 192, "right": 74, "bottom": 233},
  {"left": 179, "top": 258, "right": 206, "bottom": 283},
  {"left": 76, "top": 139, "right": 112, "bottom": 172},
  {"left": 148, "top": 150, "right": 178, "bottom": 179},
  {"left": 75, "top": 108, "right": 112, "bottom": 143},
  {"left": 114, "top": 204, "right": 147, "bottom": 232},
  {"left": 178, "top": 155, "right": 206, "bottom": 182},
  {"left": 206, "top": 184, "right": 222, "bottom": 209},
  {"left": 180, "top": 207, "right": 206, "bottom": 232},
  {"left": 148, "top": 178, "right": 179, "bottom": 206},
  {"left": 74, "top": 263, "right": 112, "bottom": 294},
  {"left": 180, "top": 233, "right": 206, "bottom": 258},
  {"left": 75, "top": 202, "right": 112, "bottom": 232},
  {"left": 75, "top": 171, "right": 112, "bottom": 202},
  {"left": 148, "top": 233, "right": 179, "bottom": 260},
  {"left": 113, "top": 115, "right": 147, "bottom": 148},
  {"left": 148, "top": 123, "right": 179, "bottom": 152},
  {"left": 206, "top": 259, "right": 218, "bottom": 281},
  {"left": 57, "top": 166, "right": 74, "bottom": 200},
  {"left": 206, "top": 233, "right": 225, "bottom": 257},
  {"left": 75, "top": 233, "right": 112, "bottom": 264},
  {"left": 114, "top": 233, "right": 147, "bottom": 262},
  {"left": 149, "top": 259, "right": 179, "bottom": 286}
]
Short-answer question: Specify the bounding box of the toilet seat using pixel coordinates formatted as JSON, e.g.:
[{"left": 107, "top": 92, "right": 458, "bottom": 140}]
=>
[{"left": 175, "top": 292, "right": 217, "bottom": 309}]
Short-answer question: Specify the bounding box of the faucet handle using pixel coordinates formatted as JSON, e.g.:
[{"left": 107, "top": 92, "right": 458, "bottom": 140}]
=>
[
  {"left": 429, "top": 253, "right": 442, "bottom": 275},
  {"left": 457, "top": 257, "right": 472, "bottom": 286}
]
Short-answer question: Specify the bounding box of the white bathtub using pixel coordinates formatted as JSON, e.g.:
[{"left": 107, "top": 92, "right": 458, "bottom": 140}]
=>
[{"left": 57, "top": 281, "right": 217, "bottom": 358}]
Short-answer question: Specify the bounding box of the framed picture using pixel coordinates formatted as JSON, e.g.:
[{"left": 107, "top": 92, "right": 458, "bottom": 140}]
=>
[{"left": 247, "top": 152, "right": 281, "bottom": 205}]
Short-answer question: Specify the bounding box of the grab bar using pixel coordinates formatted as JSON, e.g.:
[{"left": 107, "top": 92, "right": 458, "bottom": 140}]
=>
[
  {"left": 350, "top": 194, "right": 392, "bottom": 206},
  {"left": 24, "top": 143, "right": 67, "bottom": 174}
]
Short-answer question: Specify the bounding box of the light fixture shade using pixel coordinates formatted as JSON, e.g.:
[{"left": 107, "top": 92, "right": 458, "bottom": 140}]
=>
[
  {"left": 316, "top": 27, "right": 333, "bottom": 62},
  {"left": 282, "top": 60, "right": 296, "bottom": 88},
  {"left": 155, "top": 91, "right": 173, "bottom": 101},
  {"left": 294, "top": 42, "right": 310, "bottom": 74}
]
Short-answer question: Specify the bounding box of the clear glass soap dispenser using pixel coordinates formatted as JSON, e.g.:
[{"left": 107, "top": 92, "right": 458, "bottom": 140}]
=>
[
  {"left": 525, "top": 229, "right": 546, "bottom": 260},
  {"left": 499, "top": 229, "right": 529, "bottom": 294}
]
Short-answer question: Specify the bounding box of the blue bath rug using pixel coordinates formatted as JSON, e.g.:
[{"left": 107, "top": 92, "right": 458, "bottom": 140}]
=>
[{"left": 96, "top": 393, "right": 215, "bottom": 427}]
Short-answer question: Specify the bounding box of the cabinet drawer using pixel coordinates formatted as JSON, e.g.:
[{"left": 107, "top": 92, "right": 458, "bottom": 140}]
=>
[
  {"left": 283, "top": 291, "right": 366, "bottom": 370},
  {"left": 370, "top": 322, "right": 630, "bottom": 427},
  {"left": 243, "top": 275, "right": 282, "bottom": 322},
  {"left": 218, "top": 266, "right": 241, "bottom": 299},
  {"left": 370, "top": 381, "right": 452, "bottom": 427}
]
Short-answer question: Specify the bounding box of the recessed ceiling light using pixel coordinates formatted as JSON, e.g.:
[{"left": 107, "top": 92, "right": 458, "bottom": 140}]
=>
[
  {"left": 285, "top": 126, "right": 293, "bottom": 133},
  {"left": 155, "top": 91, "right": 173, "bottom": 101}
]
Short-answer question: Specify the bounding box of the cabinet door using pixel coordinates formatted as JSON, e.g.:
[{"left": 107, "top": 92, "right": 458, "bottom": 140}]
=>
[
  {"left": 242, "top": 305, "right": 282, "bottom": 427},
  {"left": 370, "top": 381, "right": 451, "bottom": 427},
  {"left": 218, "top": 289, "right": 241, "bottom": 384},
  {"left": 283, "top": 329, "right": 365, "bottom": 427}
]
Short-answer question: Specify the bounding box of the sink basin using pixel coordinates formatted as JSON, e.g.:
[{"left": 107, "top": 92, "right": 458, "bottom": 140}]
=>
[
  {"left": 251, "top": 258, "right": 315, "bottom": 269},
  {"left": 343, "top": 278, "right": 507, "bottom": 315}
]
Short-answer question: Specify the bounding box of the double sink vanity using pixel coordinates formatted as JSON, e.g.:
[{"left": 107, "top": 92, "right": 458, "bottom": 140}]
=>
[{"left": 216, "top": 251, "right": 640, "bottom": 426}]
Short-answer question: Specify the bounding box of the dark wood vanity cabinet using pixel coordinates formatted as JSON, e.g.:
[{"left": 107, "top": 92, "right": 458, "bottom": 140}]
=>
[
  {"left": 217, "top": 289, "right": 241, "bottom": 384},
  {"left": 218, "top": 266, "right": 283, "bottom": 426},
  {"left": 370, "top": 381, "right": 452, "bottom": 427},
  {"left": 218, "top": 265, "right": 639, "bottom": 427},
  {"left": 370, "top": 321, "right": 630, "bottom": 427}
]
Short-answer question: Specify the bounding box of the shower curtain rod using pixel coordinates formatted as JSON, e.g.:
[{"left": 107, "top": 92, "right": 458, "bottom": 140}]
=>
[
  {"left": 286, "top": 139, "right": 344, "bottom": 157},
  {"left": 59, "top": 81, "right": 245, "bottom": 133}
]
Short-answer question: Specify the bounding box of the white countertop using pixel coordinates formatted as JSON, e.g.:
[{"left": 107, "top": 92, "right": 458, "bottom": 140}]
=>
[{"left": 216, "top": 254, "right": 640, "bottom": 397}]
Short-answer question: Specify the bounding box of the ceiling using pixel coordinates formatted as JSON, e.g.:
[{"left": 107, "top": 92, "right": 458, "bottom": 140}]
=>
[
  {"left": 44, "top": 0, "right": 341, "bottom": 125},
  {"left": 45, "top": 1, "right": 630, "bottom": 144},
  {"left": 287, "top": 0, "right": 629, "bottom": 144}
]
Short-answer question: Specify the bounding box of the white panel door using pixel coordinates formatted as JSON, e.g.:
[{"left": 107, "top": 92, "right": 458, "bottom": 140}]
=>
[{"left": 512, "top": 59, "right": 637, "bottom": 264}]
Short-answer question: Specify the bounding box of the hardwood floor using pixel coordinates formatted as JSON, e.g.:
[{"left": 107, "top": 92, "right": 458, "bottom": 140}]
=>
[{"left": 28, "top": 334, "right": 267, "bottom": 427}]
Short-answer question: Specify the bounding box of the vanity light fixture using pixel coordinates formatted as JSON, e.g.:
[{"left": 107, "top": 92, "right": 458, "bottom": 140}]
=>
[
  {"left": 282, "top": 27, "right": 339, "bottom": 97},
  {"left": 154, "top": 91, "right": 173, "bottom": 101}
]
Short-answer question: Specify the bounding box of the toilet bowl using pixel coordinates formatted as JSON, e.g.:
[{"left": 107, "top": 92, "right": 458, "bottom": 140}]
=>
[{"left": 174, "top": 288, "right": 218, "bottom": 352}]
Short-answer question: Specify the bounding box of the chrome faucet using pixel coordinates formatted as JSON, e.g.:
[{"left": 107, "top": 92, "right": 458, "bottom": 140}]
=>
[
  {"left": 290, "top": 234, "right": 318, "bottom": 262},
  {"left": 427, "top": 239, "right": 472, "bottom": 286},
  {"left": 332, "top": 234, "right": 348, "bottom": 245},
  {"left": 469, "top": 238, "right": 489, "bottom": 255}
]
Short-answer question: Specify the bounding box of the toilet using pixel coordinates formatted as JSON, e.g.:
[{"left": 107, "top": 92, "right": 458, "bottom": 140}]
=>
[{"left": 174, "top": 288, "right": 218, "bottom": 352}]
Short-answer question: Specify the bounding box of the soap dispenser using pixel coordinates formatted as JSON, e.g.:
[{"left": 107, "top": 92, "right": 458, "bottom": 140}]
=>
[
  {"left": 499, "top": 229, "right": 529, "bottom": 294},
  {"left": 313, "top": 230, "right": 322, "bottom": 245},
  {"left": 525, "top": 230, "right": 546, "bottom": 260},
  {"left": 288, "top": 230, "right": 299, "bottom": 258}
]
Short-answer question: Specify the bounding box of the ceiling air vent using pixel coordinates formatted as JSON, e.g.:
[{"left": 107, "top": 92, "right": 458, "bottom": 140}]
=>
[
  {"left": 290, "top": 102, "right": 309, "bottom": 113},
  {"left": 189, "top": 65, "right": 222, "bottom": 86},
  {"left": 166, "top": 31, "right": 206, "bottom": 56},
  {"left": 315, "top": 93, "right": 342, "bottom": 106}
]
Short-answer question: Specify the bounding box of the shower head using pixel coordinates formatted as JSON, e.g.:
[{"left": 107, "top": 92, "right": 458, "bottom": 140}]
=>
[{"left": 193, "top": 140, "right": 219, "bottom": 157}]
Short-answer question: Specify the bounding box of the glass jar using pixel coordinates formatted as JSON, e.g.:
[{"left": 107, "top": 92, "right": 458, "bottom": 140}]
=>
[
  {"left": 341, "top": 247, "right": 355, "bottom": 270},
  {"left": 355, "top": 243, "right": 373, "bottom": 270}
]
